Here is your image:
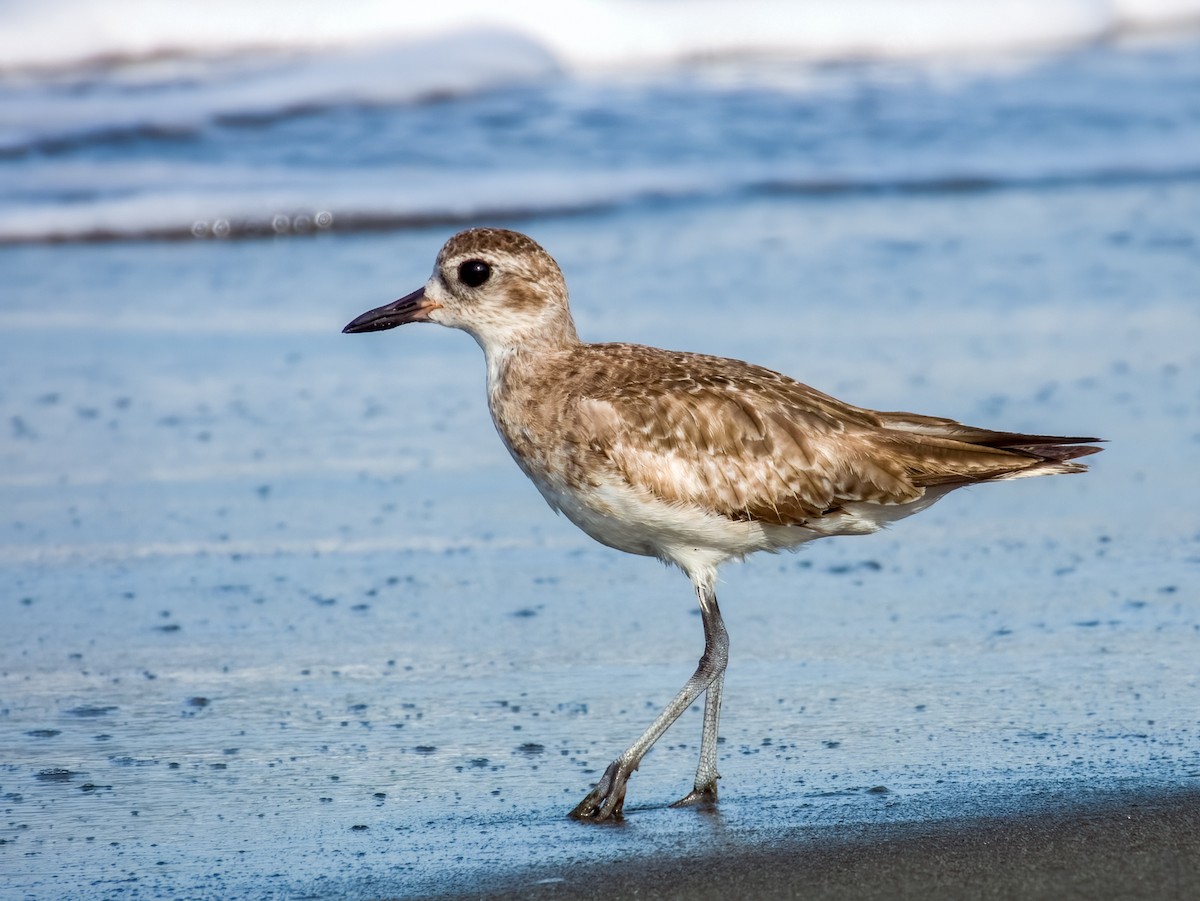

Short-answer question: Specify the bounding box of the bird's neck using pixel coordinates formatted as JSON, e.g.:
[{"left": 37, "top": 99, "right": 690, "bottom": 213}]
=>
[
  {"left": 483, "top": 332, "right": 580, "bottom": 414},
  {"left": 477, "top": 311, "right": 581, "bottom": 397}
]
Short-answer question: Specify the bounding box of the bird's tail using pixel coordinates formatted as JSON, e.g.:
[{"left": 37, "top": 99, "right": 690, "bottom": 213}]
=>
[{"left": 875, "top": 412, "right": 1103, "bottom": 484}]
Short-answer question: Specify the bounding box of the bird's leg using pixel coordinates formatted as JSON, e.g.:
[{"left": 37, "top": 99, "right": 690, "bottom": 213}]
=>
[
  {"left": 671, "top": 668, "right": 724, "bottom": 807},
  {"left": 671, "top": 583, "right": 725, "bottom": 807},
  {"left": 570, "top": 579, "right": 728, "bottom": 821}
]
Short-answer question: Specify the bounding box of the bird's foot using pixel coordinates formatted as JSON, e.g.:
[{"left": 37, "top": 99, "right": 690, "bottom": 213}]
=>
[
  {"left": 670, "top": 779, "right": 718, "bottom": 808},
  {"left": 569, "top": 758, "right": 635, "bottom": 821}
]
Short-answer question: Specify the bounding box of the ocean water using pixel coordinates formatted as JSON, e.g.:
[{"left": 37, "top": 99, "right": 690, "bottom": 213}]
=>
[
  {"left": 2, "top": 5, "right": 1200, "bottom": 899},
  {"left": 5, "top": 1, "right": 1200, "bottom": 244}
]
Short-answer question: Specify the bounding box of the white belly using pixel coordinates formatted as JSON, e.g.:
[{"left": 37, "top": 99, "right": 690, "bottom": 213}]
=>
[{"left": 526, "top": 467, "right": 822, "bottom": 576}]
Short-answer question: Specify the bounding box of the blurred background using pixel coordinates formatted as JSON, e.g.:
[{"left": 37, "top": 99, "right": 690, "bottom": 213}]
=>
[
  {"left": 2, "top": 1, "right": 1200, "bottom": 243},
  {"left": 2, "top": 2, "right": 1199, "bottom": 898}
]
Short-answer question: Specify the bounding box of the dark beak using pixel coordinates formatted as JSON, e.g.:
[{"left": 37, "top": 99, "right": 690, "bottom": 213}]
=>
[{"left": 342, "top": 287, "right": 438, "bottom": 334}]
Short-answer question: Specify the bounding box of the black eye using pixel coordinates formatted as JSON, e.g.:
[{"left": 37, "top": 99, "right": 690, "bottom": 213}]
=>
[{"left": 458, "top": 259, "right": 491, "bottom": 288}]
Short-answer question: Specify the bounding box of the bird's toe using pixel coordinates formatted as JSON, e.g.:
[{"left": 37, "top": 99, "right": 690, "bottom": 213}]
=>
[
  {"left": 569, "top": 758, "right": 633, "bottom": 821},
  {"left": 670, "top": 780, "right": 719, "bottom": 808}
]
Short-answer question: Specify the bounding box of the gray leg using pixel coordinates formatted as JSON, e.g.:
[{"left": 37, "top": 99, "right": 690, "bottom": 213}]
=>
[
  {"left": 570, "top": 579, "right": 729, "bottom": 820},
  {"left": 671, "top": 667, "right": 724, "bottom": 806}
]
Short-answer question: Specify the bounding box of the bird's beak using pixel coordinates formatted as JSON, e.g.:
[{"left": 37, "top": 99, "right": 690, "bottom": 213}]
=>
[{"left": 342, "top": 287, "right": 440, "bottom": 334}]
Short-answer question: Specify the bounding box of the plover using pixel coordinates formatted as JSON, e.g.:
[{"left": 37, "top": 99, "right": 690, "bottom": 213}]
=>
[{"left": 343, "top": 227, "right": 1100, "bottom": 821}]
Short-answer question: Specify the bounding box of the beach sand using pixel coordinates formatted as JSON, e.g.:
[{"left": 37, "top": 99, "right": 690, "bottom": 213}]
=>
[{"left": 445, "top": 787, "right": 1200, "bottom": 901}]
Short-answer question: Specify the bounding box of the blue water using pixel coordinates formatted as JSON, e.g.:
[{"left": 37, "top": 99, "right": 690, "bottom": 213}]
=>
[
  {"left": 3, "top": 30, "right": 1200, "bottom": 242},
  {"left": 2, "top": 16, "right": 1200, "bottom": 901}
]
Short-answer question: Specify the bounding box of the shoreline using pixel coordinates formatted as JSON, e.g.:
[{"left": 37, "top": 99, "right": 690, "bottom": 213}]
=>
[{"left": 436, "top": 785, "right": 1200, "bottom": 901}]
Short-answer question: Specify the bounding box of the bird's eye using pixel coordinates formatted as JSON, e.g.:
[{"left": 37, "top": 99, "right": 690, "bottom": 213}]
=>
[{"left": 458, "top": 259, "right": 491, "bottom": 288}]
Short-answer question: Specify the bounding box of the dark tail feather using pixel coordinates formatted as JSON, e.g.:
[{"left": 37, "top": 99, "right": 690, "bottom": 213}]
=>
[
  {"left": 876, "top": 412, "right": 1105, "bottom": 484},
  {"left": 1002, "top": 441, "right": 1104, "bottom": 463},
  {"left": 878, "top": 413, "right": 1103, "bottom": 456}
]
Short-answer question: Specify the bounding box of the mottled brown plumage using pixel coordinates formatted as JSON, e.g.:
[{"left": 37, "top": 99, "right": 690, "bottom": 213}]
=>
[
  {"left": 539, "top": 343, "right": 1096, "bottom": 527},
  {"left": 343, "top": 227, "right": 1101, "bottom": 821}
]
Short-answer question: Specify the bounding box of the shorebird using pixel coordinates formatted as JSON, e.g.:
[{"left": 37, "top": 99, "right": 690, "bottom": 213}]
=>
[{"left": 343, "top": 227, "right": 1100, "bottom": 821}]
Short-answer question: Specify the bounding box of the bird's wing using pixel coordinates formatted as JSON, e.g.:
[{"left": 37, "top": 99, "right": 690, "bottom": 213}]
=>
[
  {"left": 570, "top": 346, "right": 1092, "bottom": 526},
  {"left": 572, "top": 348, "right": 922, "bottom": 525}
]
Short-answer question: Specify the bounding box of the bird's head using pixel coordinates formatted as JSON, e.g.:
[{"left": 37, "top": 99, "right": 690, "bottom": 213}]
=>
[{"left": 343, "top": 227, "right": 578, "bottom": 353}]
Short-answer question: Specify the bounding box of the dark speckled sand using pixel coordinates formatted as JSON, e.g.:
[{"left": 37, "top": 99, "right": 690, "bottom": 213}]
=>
[{"left": 443, "top": 789, "right": 1200, "bottom": 901}]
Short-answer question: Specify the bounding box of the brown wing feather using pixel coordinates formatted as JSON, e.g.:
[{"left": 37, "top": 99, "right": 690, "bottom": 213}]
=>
[
  {"left": 573, "top": 346, "right": 921, "bottom": 525},
  {"left": 564, "top": 344, "right": 1101, "bottom": 528}
]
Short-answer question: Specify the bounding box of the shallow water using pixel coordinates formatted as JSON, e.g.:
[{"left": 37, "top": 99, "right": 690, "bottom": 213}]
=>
[
  {"left": 4, "top": 19, "right": 1200, "bottom": 243},
  {"left": 3, "top": 179, "right": 1199, "bottom": 898},
  {"left": 2, "top": 18, "right": 1200, "bottom": 901}
]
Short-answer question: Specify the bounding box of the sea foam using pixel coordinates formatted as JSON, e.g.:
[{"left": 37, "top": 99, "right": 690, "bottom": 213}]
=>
[{"left": 3, "top": 0, "right": 1200, "bottom": 72}]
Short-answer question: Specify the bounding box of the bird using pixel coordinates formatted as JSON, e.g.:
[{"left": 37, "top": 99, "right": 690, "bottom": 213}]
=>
[{"left": 342, "top": 227, "right": 1101, "bottom": 821}]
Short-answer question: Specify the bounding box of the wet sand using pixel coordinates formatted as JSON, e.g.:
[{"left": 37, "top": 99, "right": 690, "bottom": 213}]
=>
[
  {"left": 447, "top": 787, "right": 1200, "bottom": 901},
  {"left": 3, "top": 183, "right": 1197, "bottom": 899}
]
